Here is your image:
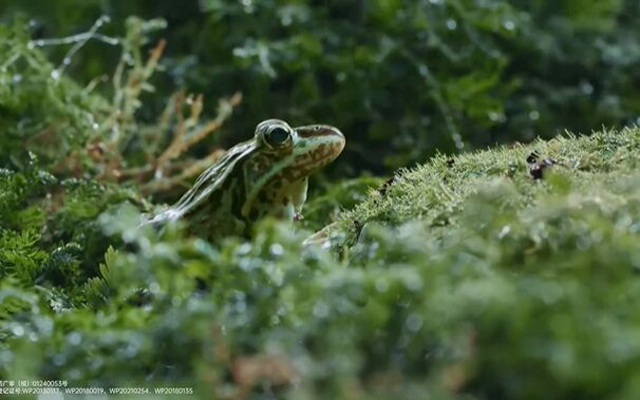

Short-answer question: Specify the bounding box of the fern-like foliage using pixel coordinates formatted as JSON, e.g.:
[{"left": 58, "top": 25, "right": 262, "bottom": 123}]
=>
[{"left": 0, "top": 229, "right": 48, "bottom": 284}]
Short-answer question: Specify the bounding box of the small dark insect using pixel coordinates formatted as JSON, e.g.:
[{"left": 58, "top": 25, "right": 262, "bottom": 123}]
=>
[
  {"left": 378, "top": 175, "right": 398, "bottom": 197},
  {"left": 446, "top": 158, "right": 455, "bottom": 167},
  {"left": 530, "top": 158, "right": 557, "bottom": 180},
  {"left": 526, "top": 151, "right": 540, "bottom": 164}
]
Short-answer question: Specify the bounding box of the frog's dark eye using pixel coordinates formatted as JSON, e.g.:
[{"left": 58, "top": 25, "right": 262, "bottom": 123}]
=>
[{"left": 265, "top": 127, "right": 291, "bottom": 147}]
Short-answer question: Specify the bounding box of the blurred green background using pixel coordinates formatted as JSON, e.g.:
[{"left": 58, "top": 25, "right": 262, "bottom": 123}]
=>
[{"left": 3, "top": 0, "right": 639, "bottom": 175}]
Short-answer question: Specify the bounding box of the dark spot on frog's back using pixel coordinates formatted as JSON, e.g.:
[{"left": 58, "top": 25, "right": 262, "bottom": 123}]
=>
[
  {"left": 251, "top": 155, "right": 268, "bottom": 171},
  {"left": 279, "top": 167, "right": 297, "bottom": 182}
]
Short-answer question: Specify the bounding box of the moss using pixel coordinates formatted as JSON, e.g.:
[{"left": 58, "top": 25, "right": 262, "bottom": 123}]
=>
[{"left": 334, "top": 128, "right": 640, "bottom": 244}]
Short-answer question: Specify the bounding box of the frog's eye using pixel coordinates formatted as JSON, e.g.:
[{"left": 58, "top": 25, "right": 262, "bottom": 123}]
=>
[{"left": 265, "top": 126, "right": 291, "bottom": 147}]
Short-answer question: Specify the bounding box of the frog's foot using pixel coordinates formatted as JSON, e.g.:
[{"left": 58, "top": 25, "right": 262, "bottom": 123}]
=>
[
  {"left": 302, "top": 225, "right": 331, "bottom": 247},
  {"left": 303, "top": 221, "right": 341, "bottom": 248},
  {"left": 303, "top": 220, "right": 367, "bottom": 249},
  {"left": 294, "top": 212, "right": 304, "bottom": 221}
]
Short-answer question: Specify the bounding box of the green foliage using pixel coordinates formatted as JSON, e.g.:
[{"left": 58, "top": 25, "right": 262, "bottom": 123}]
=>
[
  {"left": 334, "top": 127, "right": 640, "bottom": 237},
  {"left": 4, "top": 0, "right": 639, "bottom": 172},
  {"left": 0, "top": 229, "right": 48, "bottom": 284},
  {"left": 0, "top": 153, "right": 139, "bottom": 313},
  {"left": 0, "top": 154, "right": 55, "bottom": 229},
  {"left": 0, "top": 18, "right": 108, "bottom": 168}
]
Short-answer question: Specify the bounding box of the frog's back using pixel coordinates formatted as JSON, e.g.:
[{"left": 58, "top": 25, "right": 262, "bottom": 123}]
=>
[{"left": 147, "top": 140, "right": 257, "bottom": 239}]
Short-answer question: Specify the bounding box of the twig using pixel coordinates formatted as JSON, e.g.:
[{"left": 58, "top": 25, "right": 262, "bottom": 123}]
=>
[
  {"left": 155, "top": 92, "right": 242, "bottom": 168},
  {"left": 140, "top": 150, "right": 226, "bottom": 194},
  {"left": 40, "top": 16, "right": 116, "bottom": 80}
]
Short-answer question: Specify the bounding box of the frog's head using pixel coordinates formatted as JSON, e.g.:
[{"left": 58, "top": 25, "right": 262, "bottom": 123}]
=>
[
  {"left": 253, "top": 119, "right": 345, "bottom": 181},
  {"left": 239, "top": 119, "right": 344, "bottom": 220}
]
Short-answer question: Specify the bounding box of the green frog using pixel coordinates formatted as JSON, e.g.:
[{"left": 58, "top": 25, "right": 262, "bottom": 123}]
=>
[{"left": 146, "top": 119, "right": 345, "bottom": 241}]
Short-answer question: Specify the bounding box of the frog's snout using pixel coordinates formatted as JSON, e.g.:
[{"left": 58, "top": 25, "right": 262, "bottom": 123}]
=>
[
  {"left": 296, "top": 124, "right": 346, "bottom": 162},
  {"left": 319, "top": 125, "right": 346, "bottom": 160}
]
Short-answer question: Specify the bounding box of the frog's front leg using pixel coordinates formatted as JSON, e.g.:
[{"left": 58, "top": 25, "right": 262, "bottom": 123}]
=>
[
  {"left": 289, "top": 177, "right": 308, "bottom": 221},
  {"left": 258, "top": 177, "right": 308, "bottom": 221}
]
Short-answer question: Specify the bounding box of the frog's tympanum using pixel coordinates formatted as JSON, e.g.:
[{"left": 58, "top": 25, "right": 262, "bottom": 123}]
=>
[{"left": 147, "top": 119, "right": 345, "bottom": 241}]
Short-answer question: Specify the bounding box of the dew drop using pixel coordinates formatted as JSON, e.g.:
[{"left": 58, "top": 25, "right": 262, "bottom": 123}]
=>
[
  {"left": 53, "top": 353, "right": 66, "bottom": 366},
  {"left": 498, "top": 225, "right": 511, "bottom": 239},
  {"left": 269, "top": 243, "right": 284, "bottom": 256},
  {"left": 124, "top": 342, "right": 139, "bottom": 358},
  {"left": 67, "top": 331, "right": 82, "bottom": 346},
  {"left": 406, "top": 313, "right": 423, "bottom": 332},
  {"left": 149, "top": 282, "right": 161, "bottom": 294},
  {"left": 237, "top": 243, "right": 252, "bottom": 255},
  {"left": 11, "top": 325, "right": 25, "bottom": 337},
  {"left": 313, "top": 302, "right": 329, "bottom": 318},
  {"left": 580, "top": 81, "right": 594, "bottom": 95}
]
